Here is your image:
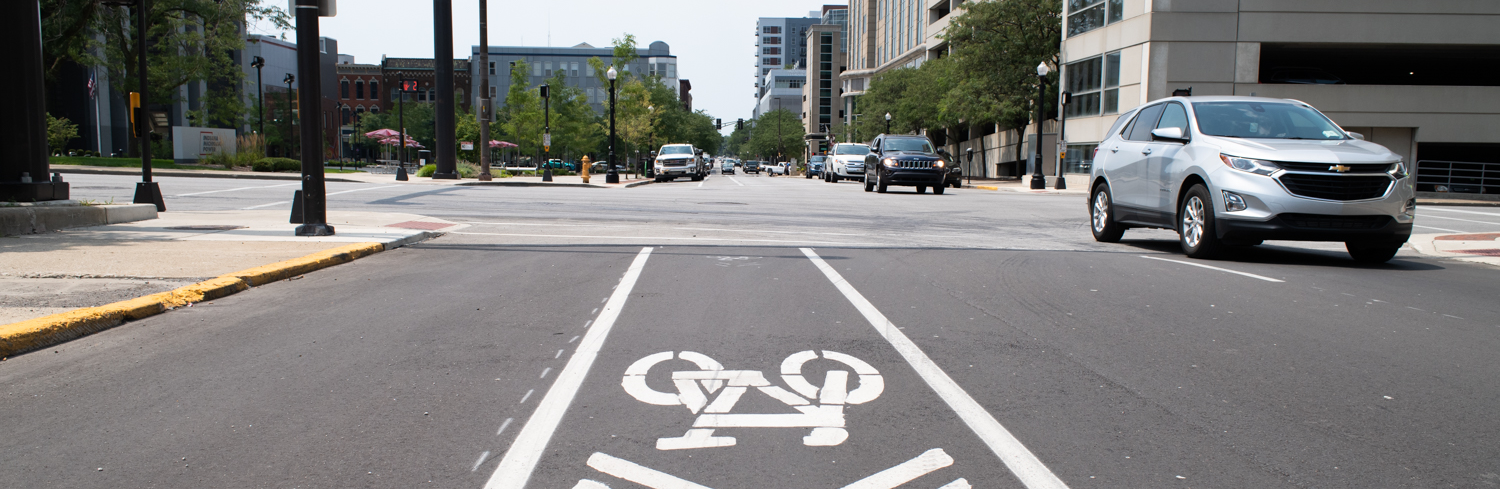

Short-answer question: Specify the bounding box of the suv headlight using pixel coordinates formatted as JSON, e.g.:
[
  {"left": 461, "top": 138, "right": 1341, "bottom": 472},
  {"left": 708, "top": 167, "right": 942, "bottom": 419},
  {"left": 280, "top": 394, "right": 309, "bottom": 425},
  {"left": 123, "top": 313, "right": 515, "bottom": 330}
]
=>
[
  {"left": 882, "top": 158, "right": 897, "bottom": 168},
  {"left": 934, "top": 160, "right": 945, "bottom": 168},
  {"left": 1389, "top": 159, "right": 1409, "bottom": 180},
  {"left": 1219, "top": 154, "right": 1280, "bottom": 176}
]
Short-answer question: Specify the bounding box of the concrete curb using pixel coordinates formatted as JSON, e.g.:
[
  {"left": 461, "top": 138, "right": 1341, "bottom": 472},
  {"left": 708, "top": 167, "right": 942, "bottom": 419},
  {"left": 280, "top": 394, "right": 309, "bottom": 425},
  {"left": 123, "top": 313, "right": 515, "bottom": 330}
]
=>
[
  {"left": 1, "top": 203, "right": 158, "bottom": 237},
  {"left": 0, "top": 239, "right": 417, "bottom": 358},
  {"left": 456, "top": 181, "right": 601, "bottom": 188},
  {"left": 624, "top": 180, "right": 657, "bottom": 188},
  {"left": 53, "top": 166, "right": 363, "bottom": 183}
]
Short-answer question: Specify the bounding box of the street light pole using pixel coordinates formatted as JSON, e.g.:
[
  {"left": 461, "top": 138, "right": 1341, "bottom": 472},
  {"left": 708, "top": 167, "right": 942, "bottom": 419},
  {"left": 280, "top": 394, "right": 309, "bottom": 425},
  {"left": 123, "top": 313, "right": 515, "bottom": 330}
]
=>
[
  {"left": 606, "top": 66, "right": 619, "bottom": 184},
  {"left": 252, "top": 56, "right": 265, "bottom": 137},
  {"left": 293, "top": 0, "right": 332, "bottom": 236},
  {"left": 1030, "top": 62, "right": 1050, "bottom": 190},
  {"left": 884, "top": 112, "right": 891, "bottom": 135},
  {"left": 283, "top": 73, "right": 295, "bottom": 158},
  {"left": 477, "top": 0, "right": 492, "bottom": 181},
  {"left": 1056, "top": 91, "right": 1071, "bottom": 190},
  {"left": 541, "top": 83, "right": 551, "bottom": 182}
]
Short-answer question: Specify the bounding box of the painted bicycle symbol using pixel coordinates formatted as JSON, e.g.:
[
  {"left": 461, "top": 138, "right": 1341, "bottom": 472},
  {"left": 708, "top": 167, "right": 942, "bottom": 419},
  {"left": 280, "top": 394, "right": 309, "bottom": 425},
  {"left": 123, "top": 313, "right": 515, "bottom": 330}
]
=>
[{"left": 621, "top": 350, "right": 884, "bottom": 450}]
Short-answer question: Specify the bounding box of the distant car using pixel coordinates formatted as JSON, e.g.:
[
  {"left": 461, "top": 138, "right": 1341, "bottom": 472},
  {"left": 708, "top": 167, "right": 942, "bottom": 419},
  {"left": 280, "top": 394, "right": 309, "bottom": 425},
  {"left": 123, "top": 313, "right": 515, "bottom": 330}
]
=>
[
  {"left": 805, "top": 156, "right": 826, "bottom": 179},
  {"left": 743, "top": 160, "right": 761, "bottom": 174},
  {"left": 1088, "top": 95, "right": 1413, "bottom": 263},
  {"left": 542, "top": 159, "right": 577, "bottom": 172},
  {"left": 721, "top": 161, "right": 735, "bottom": 174},
  {"left": 654, "top": 144, "right": 704, "bottom": 182},
  {"left": 863, "top": 134, "right": 949, "bottom": 194}
]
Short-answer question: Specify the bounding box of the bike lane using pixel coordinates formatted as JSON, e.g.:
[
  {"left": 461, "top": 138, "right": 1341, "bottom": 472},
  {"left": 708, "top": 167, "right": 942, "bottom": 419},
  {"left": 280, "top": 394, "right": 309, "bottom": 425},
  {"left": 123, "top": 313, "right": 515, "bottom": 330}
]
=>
[{"left": 484, "top": 246, "right": 1064, "bottom": 489}]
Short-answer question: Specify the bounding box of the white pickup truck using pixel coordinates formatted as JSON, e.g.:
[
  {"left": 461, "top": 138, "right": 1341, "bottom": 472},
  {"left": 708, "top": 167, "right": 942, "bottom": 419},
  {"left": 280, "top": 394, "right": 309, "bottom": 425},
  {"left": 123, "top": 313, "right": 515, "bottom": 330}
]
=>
[{"left": 765, "top": 161, "right": 792, "bottom": 176}]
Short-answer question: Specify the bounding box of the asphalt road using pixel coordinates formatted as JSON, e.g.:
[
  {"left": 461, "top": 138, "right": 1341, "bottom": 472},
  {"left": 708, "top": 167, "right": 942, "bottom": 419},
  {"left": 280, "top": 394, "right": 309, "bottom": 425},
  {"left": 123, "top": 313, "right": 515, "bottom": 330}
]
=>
[{"left": 4, "top": 172, "right": 1499, "bottom": 488}]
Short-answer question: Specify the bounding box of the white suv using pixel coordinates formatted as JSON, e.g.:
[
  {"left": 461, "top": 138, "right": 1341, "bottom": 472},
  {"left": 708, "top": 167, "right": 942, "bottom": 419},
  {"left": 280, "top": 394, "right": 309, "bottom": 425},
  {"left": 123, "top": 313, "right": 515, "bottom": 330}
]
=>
[
  {"left": 823, "top": 143, "right": 870, "bottom": 183},
  {"left": 1089, "top": 96, "right": 1415, "bottom": 263}
]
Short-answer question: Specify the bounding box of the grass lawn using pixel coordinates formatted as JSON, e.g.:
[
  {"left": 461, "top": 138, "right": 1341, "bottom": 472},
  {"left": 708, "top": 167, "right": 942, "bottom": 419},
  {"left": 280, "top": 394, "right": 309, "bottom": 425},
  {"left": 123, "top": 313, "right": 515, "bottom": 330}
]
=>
[{"left": 49, "top": 156, "right": 205, "bottom": 170}]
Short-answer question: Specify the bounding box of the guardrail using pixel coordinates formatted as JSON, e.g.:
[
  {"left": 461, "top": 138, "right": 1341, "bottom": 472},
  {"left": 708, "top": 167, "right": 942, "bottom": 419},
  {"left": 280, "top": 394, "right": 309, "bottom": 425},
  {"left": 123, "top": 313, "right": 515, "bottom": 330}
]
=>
[{"left": 1416, "top": 160, "right": 1499, "bottom": 195}]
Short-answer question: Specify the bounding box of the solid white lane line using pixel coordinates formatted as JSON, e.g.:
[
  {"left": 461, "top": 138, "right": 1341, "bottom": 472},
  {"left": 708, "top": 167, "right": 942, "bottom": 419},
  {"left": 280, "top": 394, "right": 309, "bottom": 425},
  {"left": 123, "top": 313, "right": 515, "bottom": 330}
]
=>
[
  {"left": 1425, "top": 207, "right": 1500, "bottom": 218},
  {"left": 728, "top": 176, "right": 745, "bottom": 186},
  {"left": 1414, "top": 224, "right": 1465, "bottom": 233},
  {"left": 241, "top": 200, "right": 291, "bottom": 210},
  {"left": 802, "top": 248, "right": 1069, "bottom": 489},
  {"left": 585, "top": 452, "right": 713, "bottom": 489},
  {"left": 1419, "top": 215, "right": 1500, "bottom": 226},
  {"left": 173, "top": 182, "right": 298, "bottom": 197},
  {"left": 240, "top": 185, "right": 400, "bottom": 209},
  {"left": 471, "top": 451, "right": 491, "bottom": 472},
  {"left": 1140, "top": 256, "right": 1285, "bottom": 283},
  {"left": 451, "top": 231, "right": 873, "bottom": 246},
  {"left": 841, "top": 448, "right": 954, "bottom": 489},
  {"left": 486, "top": 247, "right": 654, "bottom": 489},
  {"left": 496, "top": 417, "right": 514, "bottom": 436}
]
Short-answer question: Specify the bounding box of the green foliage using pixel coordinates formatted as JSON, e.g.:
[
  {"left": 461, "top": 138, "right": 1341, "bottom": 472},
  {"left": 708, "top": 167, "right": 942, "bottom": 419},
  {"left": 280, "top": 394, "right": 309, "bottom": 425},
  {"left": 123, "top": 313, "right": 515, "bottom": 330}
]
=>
[
  {"left": 47, "top": 114, "right": 80, "bottom": 153},
  {"left": 252, "top": 157, "right": 299, "bottom": 172},
  {"left": 416, "top": 164, "right": 436, "bottom": 177},
  {"left": 744, "top": 110, "right": 805, "bottom": 161},
  {"left": 414, "top": 163, "right": 479, "bottom": 178},
  {"left": 940, "top": 0, "right": 1061, "bottom": 129}
]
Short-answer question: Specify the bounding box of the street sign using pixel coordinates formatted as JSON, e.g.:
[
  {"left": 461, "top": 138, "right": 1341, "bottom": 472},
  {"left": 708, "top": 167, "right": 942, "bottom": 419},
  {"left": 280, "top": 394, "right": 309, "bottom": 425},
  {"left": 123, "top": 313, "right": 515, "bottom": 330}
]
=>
[
  {"left": 544, "top": 133, "right": 552, "bottom": 147},
  {"left": 462, "top": 141, "right": 474, "bottom": 151}
]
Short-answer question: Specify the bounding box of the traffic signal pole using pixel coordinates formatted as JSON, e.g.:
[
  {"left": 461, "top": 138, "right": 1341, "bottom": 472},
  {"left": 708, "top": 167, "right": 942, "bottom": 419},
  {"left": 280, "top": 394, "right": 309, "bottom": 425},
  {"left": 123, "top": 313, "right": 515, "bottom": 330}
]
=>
[
  {"left": 131, "top": 0, "right": 163, "bottom": 211},
  {"left": 293, "top": 0, "right": 333, "bottom": 236}
]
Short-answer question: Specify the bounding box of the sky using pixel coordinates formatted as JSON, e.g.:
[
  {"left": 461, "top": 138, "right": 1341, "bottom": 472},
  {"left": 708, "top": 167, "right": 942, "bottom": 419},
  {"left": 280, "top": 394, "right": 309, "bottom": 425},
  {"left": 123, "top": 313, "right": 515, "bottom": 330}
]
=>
[{"left": 251, "top": 0, "right": 841, "bottom": 136}]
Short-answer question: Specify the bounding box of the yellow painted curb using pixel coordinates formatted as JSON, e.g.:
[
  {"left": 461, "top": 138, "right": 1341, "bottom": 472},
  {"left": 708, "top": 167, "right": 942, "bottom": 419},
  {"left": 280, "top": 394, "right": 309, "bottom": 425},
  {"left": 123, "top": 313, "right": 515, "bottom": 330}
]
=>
[
  {"left": 974, "top": 185, "right": 1000, "bottom": 191},
  {"left": 0, "top": 242, "right": 385, "bottom": 358}
]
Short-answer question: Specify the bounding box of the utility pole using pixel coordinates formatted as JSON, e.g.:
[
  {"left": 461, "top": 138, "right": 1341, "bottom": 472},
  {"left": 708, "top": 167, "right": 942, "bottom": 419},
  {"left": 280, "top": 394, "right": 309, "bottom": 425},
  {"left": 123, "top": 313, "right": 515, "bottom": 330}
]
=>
[
  {"left": 293, "top": 0, "right": 334, "bottom": 236},
  {"left": 431, "top": 0, "right": 458, "bottom": 179},
  {"left": 476, "top": 0, "right": 492, "bottom": 181}
]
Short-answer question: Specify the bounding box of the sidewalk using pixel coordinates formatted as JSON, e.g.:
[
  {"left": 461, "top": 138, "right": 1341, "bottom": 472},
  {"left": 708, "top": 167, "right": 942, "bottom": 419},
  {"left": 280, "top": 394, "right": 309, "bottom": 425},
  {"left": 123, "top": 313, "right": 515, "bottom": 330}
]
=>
[
  {"left": 54, "top": 164, "right": 654, "bottom": 188},
  {"left": 965, "top": 178, "right": 1087, "bottom": 196},
  {"left": 1408, "top": 232, "right": 1500, "bottom": 267},
  {"left": 0, "top": 209, "right": 459, "bottom": 338}
]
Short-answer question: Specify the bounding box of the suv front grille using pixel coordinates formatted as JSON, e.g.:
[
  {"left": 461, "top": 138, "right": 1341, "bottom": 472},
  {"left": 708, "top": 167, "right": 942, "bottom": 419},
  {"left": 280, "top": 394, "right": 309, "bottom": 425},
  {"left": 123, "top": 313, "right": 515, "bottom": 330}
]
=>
[
  {"left": 897, "top": 161, "right": 935, "bottom": 169},
  {"left": 1276, "top": 162, "right": 1390, "bottom": 173},
  {"left": 1278, "top": 174, "right": 1392, "bottom": 201},
  {"left": 1280, "top": 214, "right": 1392, "bottom": 230}
]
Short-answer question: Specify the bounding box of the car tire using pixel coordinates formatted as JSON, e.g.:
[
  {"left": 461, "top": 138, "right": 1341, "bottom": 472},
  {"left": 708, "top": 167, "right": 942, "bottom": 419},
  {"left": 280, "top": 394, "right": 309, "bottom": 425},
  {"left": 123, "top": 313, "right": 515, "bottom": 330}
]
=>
[
  {"left": 864, "top": 175, "right": 874, "bottom": 192},
  {"left": 1178, "top": 184, "right": 1223, "bottom": 258},
  {"left": 933, "top": 185, "right": 945, "bottom": 195},
  {"left": 1090, "top": 184, "right": 1126, "bottom": 243},
  {"left": 916, "top": 186, "right": 927, "bottom": 194},
  {"left": 1346, "top": 242, "right": 1402, "bottom": 264},
  {"left": 876, "top": 171, "right": 888, "bottom": 193}
]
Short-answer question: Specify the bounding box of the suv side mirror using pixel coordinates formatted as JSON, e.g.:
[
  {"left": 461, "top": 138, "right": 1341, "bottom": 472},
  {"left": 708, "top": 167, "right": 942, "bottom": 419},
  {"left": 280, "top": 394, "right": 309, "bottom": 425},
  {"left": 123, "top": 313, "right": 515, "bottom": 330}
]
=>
[
  {"left": 1347, "top": 131, "right": 1365, "bottom": 140},
  {"left": 1151, "top": 127, "right": 1188, "bottom": 142}
]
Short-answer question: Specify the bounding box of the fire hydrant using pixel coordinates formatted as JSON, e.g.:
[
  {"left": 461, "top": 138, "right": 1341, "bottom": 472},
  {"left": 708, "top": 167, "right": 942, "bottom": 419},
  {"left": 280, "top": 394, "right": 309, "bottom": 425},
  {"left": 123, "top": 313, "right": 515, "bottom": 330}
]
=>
[{"left": 580, "top": 155, "right": 592, "bottom": 184}]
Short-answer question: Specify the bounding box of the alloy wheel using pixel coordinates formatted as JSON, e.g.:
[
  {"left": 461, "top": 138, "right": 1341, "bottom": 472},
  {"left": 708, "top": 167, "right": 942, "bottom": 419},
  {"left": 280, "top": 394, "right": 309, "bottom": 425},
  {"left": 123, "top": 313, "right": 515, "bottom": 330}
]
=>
[
  {"left": 1092, "top": 191, "right": 1110, "bottom": 233},
  {"left": 1182, "top": 196, "right": 1205, "bottom": 249}
]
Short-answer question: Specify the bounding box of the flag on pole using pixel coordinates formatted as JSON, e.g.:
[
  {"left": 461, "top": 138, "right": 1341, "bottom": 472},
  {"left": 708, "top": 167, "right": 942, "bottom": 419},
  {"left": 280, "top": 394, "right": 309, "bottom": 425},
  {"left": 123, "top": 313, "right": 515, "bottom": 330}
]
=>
[{"left": 87, "top": 74, "right": 97, "bottom": 99}]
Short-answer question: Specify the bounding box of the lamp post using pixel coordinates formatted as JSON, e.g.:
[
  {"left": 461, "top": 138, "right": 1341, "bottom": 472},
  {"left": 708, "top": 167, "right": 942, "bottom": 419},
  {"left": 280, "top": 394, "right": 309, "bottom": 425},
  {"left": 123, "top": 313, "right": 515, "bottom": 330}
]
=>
[
  {"left": 477, "top": 0, "right": 492, "bottom": 181},
  {"left": 884, "top": 112, "right": 891, "bottom": 135},
  {"left": 251, "top": 56, "right": 265, "bottom": 137},
  {"left": 606, "top": 66, "right": 619, "bottom": 184},
  {"left": 541, "top": 83, "right": 551, "bottom": 182},
  {"left": 103, "top": 0, "right": 162, "bottom": 210},
  {"left": 292, "top": 0, "right": 332, "bottom": 236},
  {"left": 1055, "top": 91, "right": 1071, "bottom": 190},
  {"left": 645, "top": 104, "right": 655, "bottom": 178},
  {"left": 966, "top": 147, "right": 974, "bottom": 187},
  {"left": 1030, "top": 61, "right": 1050, "bottom": 190},
  {"left": 283, "top": 73, "right": 296, "bottom": 158}
]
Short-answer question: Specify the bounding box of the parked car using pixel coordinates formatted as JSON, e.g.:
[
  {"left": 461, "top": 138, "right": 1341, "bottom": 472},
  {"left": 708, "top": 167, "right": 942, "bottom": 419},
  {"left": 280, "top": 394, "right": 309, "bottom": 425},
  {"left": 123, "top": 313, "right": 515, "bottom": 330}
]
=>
[
  {"left": 863, "top": 134, "right": 949, "bottom": 194},
  {"left": 542, "top": 159, "right": 577, "bottom": 172},
  {"left": 743, "top": 160, "right": 761, "bottom": 174},
  {"left": 766, "top": 162, "right": 791, "bottom": 176},
  {"left": 805, "top": 156, "right": 826, "bottom": 179},
  {"left": 1088, "top": 95, "right": 1414, "bottom": 263},
  {"left": 653, "top": 144, "right": 705, "bottom": 182},
  {"left": 721, "top": 161, "right": 735, "bottom": 174},
  {"left": 825, "top": 143, "right": 869, "bottom": 183}
]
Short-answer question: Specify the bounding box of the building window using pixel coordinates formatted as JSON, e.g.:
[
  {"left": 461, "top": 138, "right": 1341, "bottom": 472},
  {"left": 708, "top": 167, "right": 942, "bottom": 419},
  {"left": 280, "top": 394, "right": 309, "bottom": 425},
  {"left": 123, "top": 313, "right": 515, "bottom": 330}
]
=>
[
  {"left": 571, "top": 62, "right": 579, "bottom": 77},
  {"left": 763, "top": 47, "right": 780, "bottom": 55},
  {"left": 489, "top": 86, "right": 496, "bottom": 98},
  {"left": 370, "top": 106, "right": 380, "bottom": 114},
  {"left": 764, "top": 37, "right": 781, "bottom": 45},
  {"left": 340, "top": 80, "right": 349, "bottom": 99},
  {"left": 1067, "top": 0, "right": 1124, "bottom": 37},
  {"left": 488, "top": 62, "right": 496, "bottom": 75},
  {"left": 1065, "top": 51, "right": 1121, "bottom": 118},
  {"left": 765, "top": 57, "right": 781, "bottom": 66},
  {"left": 1063, "top": 143, "right": 1098, "bottom": 174},
  {"left": 418, "top": 89, "right": 427, "bottom": 102},
  {"left": 355, "top": 80, "right": 364, "bottom": 99},
  {"left": 369, "top": 81, "right": 379, "bottom": 100},
  {"left": 763, "top": 26, "right": 781, "bottom": 34}
]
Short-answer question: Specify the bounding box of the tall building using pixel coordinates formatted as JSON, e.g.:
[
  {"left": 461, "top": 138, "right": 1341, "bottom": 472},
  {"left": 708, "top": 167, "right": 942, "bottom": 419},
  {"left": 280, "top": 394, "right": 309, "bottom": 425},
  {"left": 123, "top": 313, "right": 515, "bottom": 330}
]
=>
[
  {"left": 468, "top": 41, "right": 677, "bottom": 115},
  {"left": 753, "top": 13, "right": 822, "bottom": 118},
  {"left": 842, "top": 0, "right": 958, "bottom": 134},
  {"left": 802, "top": 22, "right": 846, "bottom": 141},
  {"left": 1058, "top": 1, "right": 1500, "bottom": 191},
  {"left": 758, "top": 68, "right": 807, "bottom": 117}
]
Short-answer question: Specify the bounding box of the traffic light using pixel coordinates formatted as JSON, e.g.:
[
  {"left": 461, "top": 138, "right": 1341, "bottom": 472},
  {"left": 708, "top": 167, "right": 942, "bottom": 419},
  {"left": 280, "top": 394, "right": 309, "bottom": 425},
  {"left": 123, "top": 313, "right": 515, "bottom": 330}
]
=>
[
  {"left": 736, "top": 119, "right": 744, "bottom": 130},
  {"left": 715, "top": 118, "right": 722, "bottom": 130},
  {"left": 539, "top": 84, "right": 550, "bottom": 99},
  {"left": 129, "top": 92, "right": 141, "bottom": 137}
]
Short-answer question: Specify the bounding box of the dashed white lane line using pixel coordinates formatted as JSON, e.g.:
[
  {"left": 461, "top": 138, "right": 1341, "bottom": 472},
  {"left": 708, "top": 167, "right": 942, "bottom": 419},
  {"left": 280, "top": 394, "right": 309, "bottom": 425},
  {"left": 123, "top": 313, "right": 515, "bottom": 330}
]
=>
[
  {"left": 539, "top": 367, "right": 552, "bottom": 379},
  {"left": 802, "top": 248, "right": 1070, "bottom": 489},
  {"left": 471, "top": 451, "right": 491, "bottom": 472},
  {"left": 496, "top": 417, "right": 514, "bottom": 436},
  {"left": 1414, "top": 224, "right": 1466, "bottom": 233},
  {"left": 1140, "top": 256, "right": 1285, "bottom": 283},
  {"left": 568, "top": 335, "right": 580, "bottom": 343},
  {"left": 727, "top": 176, "right": 745, "bottom": 186},
  {"left": 518, "top": 389, "right": 534, "bottom": 404},
  {"left": 487, "top": 247, "right": 654, "bottom": 489},
  {"left": 1425, "top": 207, "right": 1500, "bottom": 218},
  {"left": 697, "top": 180, "right": 705, "bottom": 188},
  {"left": 173, "top": 182, "right": 298, "bottom": 197},
  {"left": 555, "top": 349, "right": 565, "bottom": 359}
]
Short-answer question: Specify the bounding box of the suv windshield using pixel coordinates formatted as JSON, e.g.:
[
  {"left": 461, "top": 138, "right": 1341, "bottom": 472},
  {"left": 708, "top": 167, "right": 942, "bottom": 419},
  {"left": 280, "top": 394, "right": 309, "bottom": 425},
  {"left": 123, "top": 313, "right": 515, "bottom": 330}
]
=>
[
  {"left": 811, "top": 156, "right": 826, "bottom": 162},
  {"left": 1192, "top": 102, "right": 1347, "bottom": 140},
  {"left": 660, "top": 146, "right": 693, "bottom": 155},
  {"left": 884, "top": 138, "right": 934, "bottom": 153},
  {"left": 834, "top": 144, "right": 870, "bottom": 155}
]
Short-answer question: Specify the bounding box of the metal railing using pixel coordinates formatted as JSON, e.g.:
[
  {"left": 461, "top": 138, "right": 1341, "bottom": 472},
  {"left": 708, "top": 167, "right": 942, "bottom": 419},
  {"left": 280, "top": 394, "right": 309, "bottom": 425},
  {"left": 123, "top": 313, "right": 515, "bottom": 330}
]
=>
[{"left": 1416, "top": 160, "right": 1500, "bottom": 194}]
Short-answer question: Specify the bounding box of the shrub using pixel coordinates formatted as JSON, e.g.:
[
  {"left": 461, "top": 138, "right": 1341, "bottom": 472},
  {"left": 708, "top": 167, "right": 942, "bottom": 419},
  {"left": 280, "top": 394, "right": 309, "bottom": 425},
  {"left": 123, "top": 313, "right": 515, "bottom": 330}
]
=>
[
  {"left": 253, "top": 157, "right": 300, "bottom": 172},
  {"left": 457, "top": 162, "right": 480, "bottom": 178},
  {"left": 416, "top": 164, "right": 437, "bottom": 177},
  {"left": 252, "top": 158, "right": 275, "bottom": 172}
]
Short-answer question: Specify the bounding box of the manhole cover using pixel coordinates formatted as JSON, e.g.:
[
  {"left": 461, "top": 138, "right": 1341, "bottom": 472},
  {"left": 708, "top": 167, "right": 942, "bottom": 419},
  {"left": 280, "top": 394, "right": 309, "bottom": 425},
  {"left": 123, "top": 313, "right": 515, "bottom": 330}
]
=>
[
  {"left": 1456, "top": 249, "right": 1500, "bottom": 257},
  {"left": 166, "top": 225, "right": 245, "bottom": 231},
  {"left": 698, "top": 202, "right": 748, "bottom": 205},
  {"left": 1435, "top": 233, "right": 1500, "bottom": 241}
]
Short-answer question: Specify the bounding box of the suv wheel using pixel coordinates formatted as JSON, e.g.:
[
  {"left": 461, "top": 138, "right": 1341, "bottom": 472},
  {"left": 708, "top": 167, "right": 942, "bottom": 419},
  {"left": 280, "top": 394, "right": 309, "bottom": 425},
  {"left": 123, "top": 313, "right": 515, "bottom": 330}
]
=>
[
  {"left": 916, "top": 186, "right": 927, "bottom": 194},
  {"left": 933, "top": 185, "right": 945, "bottom": 195},
  {"left": 863, "top": 174, "right": 874, "bottom": 192},
  {"left": 1347, "top": 242, "right": 1402, "bottom": 264},
  {"left": 876, "top": 171, "right": 889, "bottom": 193},
  {"left": 1178, "top": 184, "right": 1223, "bottom": 258},
  {"left": 1090, "top": 184, "right": 1126, "bottom": 243}
]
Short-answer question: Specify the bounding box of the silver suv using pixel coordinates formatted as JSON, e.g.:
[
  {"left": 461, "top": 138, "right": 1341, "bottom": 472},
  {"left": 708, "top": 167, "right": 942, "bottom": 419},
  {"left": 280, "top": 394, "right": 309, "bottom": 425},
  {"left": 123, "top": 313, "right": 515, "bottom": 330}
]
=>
[{"left": 1088, "top": 96, "right": 1415, "bottom": 263}]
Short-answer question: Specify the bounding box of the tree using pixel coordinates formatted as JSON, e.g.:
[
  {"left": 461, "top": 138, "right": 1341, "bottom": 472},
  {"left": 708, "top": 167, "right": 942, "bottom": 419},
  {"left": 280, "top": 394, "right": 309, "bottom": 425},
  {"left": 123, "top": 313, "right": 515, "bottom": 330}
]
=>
[
  {"left": 47, "top": 114, "right": 81, "bottom": 154},
  {"left": 941, "top": 0, "right": 1061, "bottom": 130},
  {"left": 747, "top": 109, "right": 804, "bottom": 162}
]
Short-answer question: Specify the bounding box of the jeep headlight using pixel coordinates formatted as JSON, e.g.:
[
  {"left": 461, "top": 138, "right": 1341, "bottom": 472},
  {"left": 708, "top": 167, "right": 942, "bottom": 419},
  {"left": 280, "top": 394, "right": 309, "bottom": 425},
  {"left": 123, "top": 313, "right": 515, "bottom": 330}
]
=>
[
  {"left": 1219, "top": 154, "right": 1280, "bottom": 176},
  {"left": 934, "top": 160, "right": 945, "bottom": 168},
  {"left": 882, "top": 158, "right": 897, "bottom": 168}
]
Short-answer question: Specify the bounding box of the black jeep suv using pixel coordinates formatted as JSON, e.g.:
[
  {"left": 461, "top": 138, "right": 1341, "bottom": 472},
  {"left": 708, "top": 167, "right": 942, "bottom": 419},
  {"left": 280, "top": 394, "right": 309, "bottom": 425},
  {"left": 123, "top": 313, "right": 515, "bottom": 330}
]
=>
[{"left": 863, "top": 134, "right": 949, "bottom": 194}]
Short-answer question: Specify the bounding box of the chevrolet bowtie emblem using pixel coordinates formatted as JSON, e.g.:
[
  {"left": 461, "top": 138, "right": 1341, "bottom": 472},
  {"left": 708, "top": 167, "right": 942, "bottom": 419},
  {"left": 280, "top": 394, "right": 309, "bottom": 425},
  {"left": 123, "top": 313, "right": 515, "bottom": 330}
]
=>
[{"left": 1330, "top": 165, "right": 1352, "bottom": 173}]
